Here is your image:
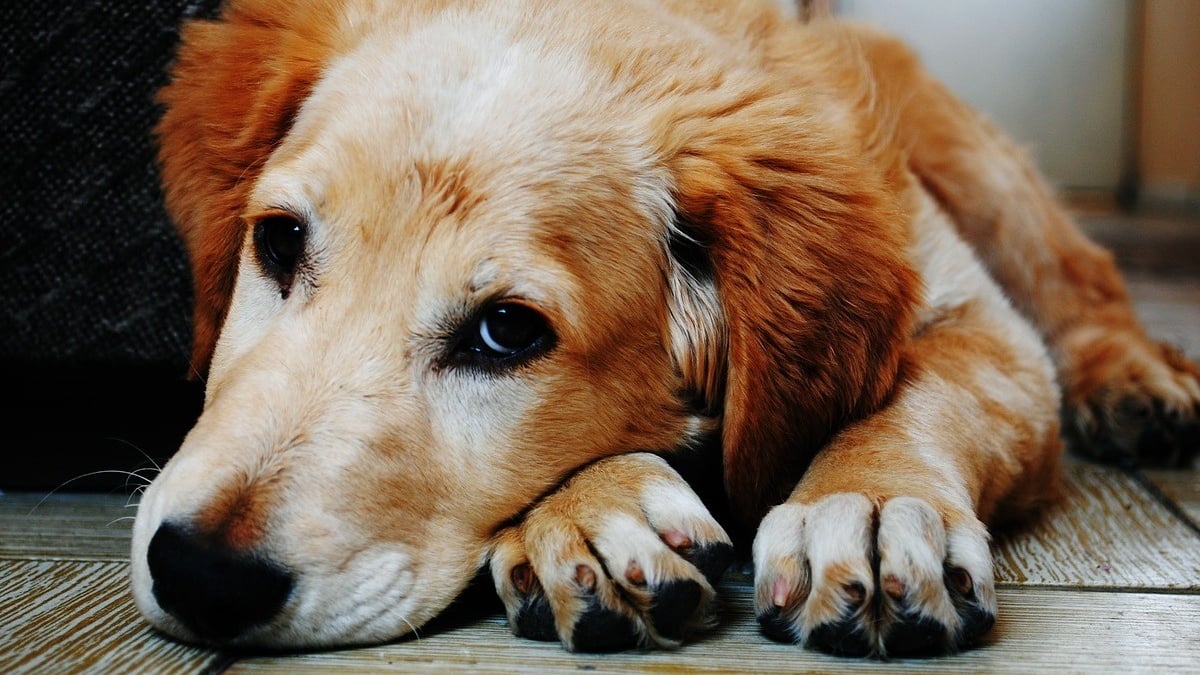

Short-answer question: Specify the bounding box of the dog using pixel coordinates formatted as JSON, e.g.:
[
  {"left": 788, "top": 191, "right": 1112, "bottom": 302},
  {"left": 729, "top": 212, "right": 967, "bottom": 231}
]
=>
[{"left": 130, "top": 0, "right": 1200, "bottom": 657}]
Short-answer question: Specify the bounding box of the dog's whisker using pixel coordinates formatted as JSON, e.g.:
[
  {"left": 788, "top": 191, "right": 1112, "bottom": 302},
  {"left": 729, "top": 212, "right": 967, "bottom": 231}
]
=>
[
  {"left": 30, "top": 469, "right": 162, "bottom": 515},
  {"left": 103, "top": 436, "right": 166, "bottom": 472},
  {"left": 401, "top": 617, "right": 422, "bottom": 642},
  {"left": 125, "top": 487, "right": 148, "bottom": 509},
  {"left": 126, "top": 467, "right": 160, "bottom": 483}
]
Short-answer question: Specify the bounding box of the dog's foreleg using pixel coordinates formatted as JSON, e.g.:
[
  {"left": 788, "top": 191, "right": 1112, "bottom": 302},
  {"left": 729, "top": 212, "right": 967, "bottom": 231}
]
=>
[{"left": 751, "top": 193, "right": 1063, "bottom": 656}]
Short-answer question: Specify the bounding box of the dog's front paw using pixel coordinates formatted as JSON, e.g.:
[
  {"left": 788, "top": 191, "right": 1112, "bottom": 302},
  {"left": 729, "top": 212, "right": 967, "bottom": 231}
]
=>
[
  {"left": 489, "top": 453, "right": 734, "bottom": 652},
  {"left": 1061, "top": 328, "right": 1200, "bottom": 467},
  {"left": 753, "top": 494, "right": 995, "bottom": 657}
]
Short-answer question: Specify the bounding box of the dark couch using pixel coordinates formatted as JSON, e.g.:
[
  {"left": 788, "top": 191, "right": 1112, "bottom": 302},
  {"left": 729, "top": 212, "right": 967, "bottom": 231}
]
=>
[{"left": 1, "top": 1, "right": 226, "bottom": 490}]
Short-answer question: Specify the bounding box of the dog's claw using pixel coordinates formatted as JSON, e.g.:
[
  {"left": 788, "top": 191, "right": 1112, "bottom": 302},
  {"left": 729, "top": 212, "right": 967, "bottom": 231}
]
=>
[
  {"left": 756, "top": 606, "right": 796, "bottom": 643},
  {"left": 883, "top": 612, "right": 947, "bottom": 656},
  {"left": 683, "top": 542, "right": 735, "bottom": 587},
  {"left": 515, "top": 594, "right": 558, "bottom": 641},
  {"left": 648, "top": 579, "right": 703, "bottom": 640},
  {"left": 956, "top": 603, "right": 996, "bottom": 646}
]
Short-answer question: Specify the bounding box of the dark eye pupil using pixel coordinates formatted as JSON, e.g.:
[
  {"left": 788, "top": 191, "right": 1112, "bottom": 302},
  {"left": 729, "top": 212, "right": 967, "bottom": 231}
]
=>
[
  {"left": 257, "top": 216, "right": 305, "bottom": 273},
  {"left": 479, "top": 304, "right": 544, "bottom": 355}
]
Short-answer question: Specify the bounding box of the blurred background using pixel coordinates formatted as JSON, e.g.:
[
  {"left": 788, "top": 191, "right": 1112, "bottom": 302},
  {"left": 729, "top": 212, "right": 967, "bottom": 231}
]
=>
[
  {"left": 2, "top": 0, "right": 1197, "bottom": 493},
  {"left": 819, "top": 0, "right": 1200, "bottom": 212}
]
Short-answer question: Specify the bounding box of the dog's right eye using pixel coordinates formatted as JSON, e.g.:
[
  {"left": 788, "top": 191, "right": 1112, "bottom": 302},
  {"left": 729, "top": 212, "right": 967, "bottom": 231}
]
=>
[
  {"left": 253, "top": 215, "right": 306, "bottom": 293},
  {"left": 447, "top": 302, "right": 555, "bottom": 372},
  {"left": 477, "top": 304, "right": 548, "bottom": 357}
]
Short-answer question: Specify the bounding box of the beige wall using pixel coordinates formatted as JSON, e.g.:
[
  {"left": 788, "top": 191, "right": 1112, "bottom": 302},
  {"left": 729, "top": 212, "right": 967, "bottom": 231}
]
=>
[
  {"left": 1139, "top": 0, "right": 1200, "bottom": 202},
  {"left": 835, "top": 0, "right": 1131, "bottom": 190}
]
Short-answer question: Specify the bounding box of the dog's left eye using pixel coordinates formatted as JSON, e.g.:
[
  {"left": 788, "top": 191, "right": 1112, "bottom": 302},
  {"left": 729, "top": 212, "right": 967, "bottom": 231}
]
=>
[
  {"left": 253, "top": 214, "right": 306, "bottom": 293},
  {"left": 455, "top": 302, "right": 554, "bottom": 367}
]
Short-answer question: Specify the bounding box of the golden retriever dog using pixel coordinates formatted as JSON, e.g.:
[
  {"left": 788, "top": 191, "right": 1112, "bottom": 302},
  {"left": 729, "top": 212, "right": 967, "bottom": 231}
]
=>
[{"left": 131, "top": 0, "right": 1200, "bottom": 657}]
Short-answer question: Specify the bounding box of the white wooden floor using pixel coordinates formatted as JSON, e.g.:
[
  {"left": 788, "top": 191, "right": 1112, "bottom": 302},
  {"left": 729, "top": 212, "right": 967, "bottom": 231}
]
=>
[{"left": 2, "top": 211, "right": 1198, "bottom": 674}]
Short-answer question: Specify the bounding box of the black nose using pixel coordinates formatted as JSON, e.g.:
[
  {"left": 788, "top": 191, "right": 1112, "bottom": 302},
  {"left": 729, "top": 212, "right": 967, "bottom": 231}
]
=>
[{"left": 147, "top": 521, "right": 293, "bottom": 642}]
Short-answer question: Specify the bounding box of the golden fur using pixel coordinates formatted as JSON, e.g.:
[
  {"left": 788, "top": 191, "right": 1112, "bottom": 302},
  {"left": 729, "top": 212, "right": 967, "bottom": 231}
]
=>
[{"left": 132, "top": 0, "right": 1200, "bottom": 657}]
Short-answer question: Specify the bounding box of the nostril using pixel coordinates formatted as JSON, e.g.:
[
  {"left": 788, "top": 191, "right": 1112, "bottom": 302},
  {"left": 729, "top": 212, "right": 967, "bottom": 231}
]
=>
[{"left": 147, "top": 521, "right": 293, "bottom": 643}]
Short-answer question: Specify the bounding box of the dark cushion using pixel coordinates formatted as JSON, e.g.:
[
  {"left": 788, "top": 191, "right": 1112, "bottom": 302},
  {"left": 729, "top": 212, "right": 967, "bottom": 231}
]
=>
[{"left": 1, "top": 1, "right": 223, "bottom": 490}]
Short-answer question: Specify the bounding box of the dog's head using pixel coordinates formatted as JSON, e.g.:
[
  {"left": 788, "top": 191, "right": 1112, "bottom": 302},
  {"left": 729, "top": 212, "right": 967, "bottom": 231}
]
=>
[{"left": 132, "top": 0, "right": 916, "bottom": 648}]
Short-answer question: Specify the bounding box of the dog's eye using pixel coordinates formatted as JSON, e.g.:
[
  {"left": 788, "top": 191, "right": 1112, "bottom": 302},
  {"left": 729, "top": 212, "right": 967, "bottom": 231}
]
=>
[
  {"left": 477, "top": 304, "right": 549, "bottom": 356},
  {"left": 454, "top": 303, "right": 554, "bottom": 369},
  {"left": 253, "top": 215, "right": 306, "bottom": 290}
]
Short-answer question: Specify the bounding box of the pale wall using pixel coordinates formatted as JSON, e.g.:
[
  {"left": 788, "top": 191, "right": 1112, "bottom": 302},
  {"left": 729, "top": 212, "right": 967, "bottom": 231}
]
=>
[{"left": 835, "top": 0, "right": 1132, "bottom": 191}]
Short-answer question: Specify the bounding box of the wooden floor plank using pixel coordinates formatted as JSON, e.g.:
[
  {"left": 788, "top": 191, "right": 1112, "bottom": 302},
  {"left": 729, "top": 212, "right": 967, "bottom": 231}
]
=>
[
  {"left": 3, "top": 555, "right": 1196, "bottom": 675},
  {"left": 0, "top": 559, "right": 222, "bottom": 674},
  {"left": 992, "top": 463, "right": 1200, "bottom": 590},
  {"left": 226, "top": 583, "right": 1200, "bottom": 674},
  {"left": 0, "top": 492, "right": 136, "bottom": 562},
  {"left": 1141, "top": 467, "right": 1200, "bottom": 526}
]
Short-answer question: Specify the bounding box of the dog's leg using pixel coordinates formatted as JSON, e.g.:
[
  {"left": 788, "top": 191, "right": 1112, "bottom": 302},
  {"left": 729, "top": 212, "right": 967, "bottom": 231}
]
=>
[
  {"left": 865, "top": 33, "right": 1200, "bottom": 466},
  {"left": 490, "top": 452, "right": 735, "bottom": 652},
  {"left": 753, "top": 192, "right": 1063, "bottom": 656}
]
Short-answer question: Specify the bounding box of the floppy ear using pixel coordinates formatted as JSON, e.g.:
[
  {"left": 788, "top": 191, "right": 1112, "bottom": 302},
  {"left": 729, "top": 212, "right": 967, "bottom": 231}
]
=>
[
  {"left": 661, "top": 89, "right": 920, "bottom": 525},
  {"left": 155, "top": 0, "right": 337, "bottom": 377}
]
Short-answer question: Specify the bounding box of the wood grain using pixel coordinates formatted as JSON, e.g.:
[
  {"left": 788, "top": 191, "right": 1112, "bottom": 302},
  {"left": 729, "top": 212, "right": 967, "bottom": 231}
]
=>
[
  {"left": 0, "top": 492, "right": 136, "bottom": 562},
  {"left": 0, "top": 560, "right": 221, "bottom": 673},
  {"left": 992, "top": 463, "right": 1200, "bottom": 589},
  {"left": 1141, "top": 467, "right": 1200, "bottom": 526},
  {"left": 3, "top": 554, "right": 1195, "bottom": 675},
  {"left": 226, "top": 583, "right": 1200, "bottom": 674}
]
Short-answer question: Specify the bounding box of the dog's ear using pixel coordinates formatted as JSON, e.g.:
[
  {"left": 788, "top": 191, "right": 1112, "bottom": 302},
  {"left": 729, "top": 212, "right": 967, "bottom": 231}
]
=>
[
  {"left": 156, "top": 1, "right": 336, "bottom": 377},
  {"left": 661, "top": 90, "right": 920, "bottom": 524}
]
